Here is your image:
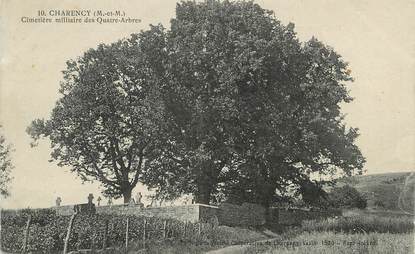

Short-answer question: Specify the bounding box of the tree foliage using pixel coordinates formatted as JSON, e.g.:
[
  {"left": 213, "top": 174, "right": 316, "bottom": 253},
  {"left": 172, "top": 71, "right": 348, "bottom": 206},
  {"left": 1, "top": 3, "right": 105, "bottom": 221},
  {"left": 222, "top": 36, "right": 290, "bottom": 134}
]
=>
[
  {"left": 142, "top": 0, "right": 365, "bottom": 206},
  {"left": 27, "top": 28, "right": 167, "bottom": 203},
  {"left": 297, "top": 179, "right": 330, "bottom": 207},
  {"left": 327, "top": 185, "right": 367, "bottom": 209},
  {"left": 0, "top": 125, "right": 13, "bottom": 197},
  {"left": 28, "top": 0, "right": 365, "bottom": 206}
]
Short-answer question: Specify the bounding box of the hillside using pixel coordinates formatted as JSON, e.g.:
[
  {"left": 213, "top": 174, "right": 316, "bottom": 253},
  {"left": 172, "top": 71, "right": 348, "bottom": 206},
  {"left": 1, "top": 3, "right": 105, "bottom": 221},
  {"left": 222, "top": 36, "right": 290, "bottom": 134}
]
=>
[{"left": 334, "top": 171, "right": 414, "bottom": 212}]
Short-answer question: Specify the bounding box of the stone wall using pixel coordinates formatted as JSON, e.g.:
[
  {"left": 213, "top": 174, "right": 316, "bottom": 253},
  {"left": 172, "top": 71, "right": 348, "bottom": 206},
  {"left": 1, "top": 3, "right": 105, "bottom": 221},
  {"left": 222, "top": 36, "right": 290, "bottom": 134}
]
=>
[
  {"left": 198, "top": 204, "right": 219, "bottom": 223},
  {"left": 50, "top": 203, "right": 341, "bottom": 226},
  {"left": 218, "top": 203, "right": 266, "bottom": 226},
  {"left": 53, "top": 203, "right": 219, "bottom": 223},
  {"left": 96, "top": 204, "right": 201, "bottom": 222},
  {"left": 51, "top": 205, "right": 74, "bottom": 216}
]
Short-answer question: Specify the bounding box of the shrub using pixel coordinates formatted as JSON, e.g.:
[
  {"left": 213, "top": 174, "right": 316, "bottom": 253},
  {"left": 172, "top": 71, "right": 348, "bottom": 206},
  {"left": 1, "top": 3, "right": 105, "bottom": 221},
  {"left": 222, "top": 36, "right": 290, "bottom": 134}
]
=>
[{"left": 327, "top": 185, "right": 367, "bottom": 209}]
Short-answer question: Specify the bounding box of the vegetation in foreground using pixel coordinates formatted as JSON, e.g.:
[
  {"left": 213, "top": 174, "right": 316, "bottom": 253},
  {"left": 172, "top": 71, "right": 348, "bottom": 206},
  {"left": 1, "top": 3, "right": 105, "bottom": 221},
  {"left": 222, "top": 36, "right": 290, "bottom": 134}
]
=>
[
  {"left": 249, "top": 232, "right": 414, "bottom": 254},
  {"left": 2, "top": 208, "right": 413, "bottom": 253},
  {"left": 0, "top": 208, "right": 269, "bottom": 253},
  {"left": 114, "top": 211, "right": 414, "bottom": 254},
  {"left": 244, "top": 212, "right": 414, "bottom": 254},
  {"left": 301, "top": 215, "right": 414, "bottom": 234}
]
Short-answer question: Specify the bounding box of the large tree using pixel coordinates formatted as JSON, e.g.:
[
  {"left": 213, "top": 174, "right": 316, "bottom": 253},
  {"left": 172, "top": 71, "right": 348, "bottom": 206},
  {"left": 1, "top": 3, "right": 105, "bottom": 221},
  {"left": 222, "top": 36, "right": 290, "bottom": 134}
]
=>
[
  {"left": 142, "top": 0, "right": 365, "bottom": 206},
  {"left": 27, "top": 0, "right": 365, "bottom": 206},
  {"left": 27, "top": 27, "right": 167, "bottom": 203},
  {"left": 0, "top": 125, "right": 13, "bottom": 198}
]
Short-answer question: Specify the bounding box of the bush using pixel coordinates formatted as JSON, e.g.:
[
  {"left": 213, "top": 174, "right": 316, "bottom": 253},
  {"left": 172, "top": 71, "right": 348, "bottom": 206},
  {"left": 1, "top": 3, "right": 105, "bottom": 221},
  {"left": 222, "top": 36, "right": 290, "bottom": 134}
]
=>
[{"left": 327, "top": 185, "right": 367, "bottom": 209}]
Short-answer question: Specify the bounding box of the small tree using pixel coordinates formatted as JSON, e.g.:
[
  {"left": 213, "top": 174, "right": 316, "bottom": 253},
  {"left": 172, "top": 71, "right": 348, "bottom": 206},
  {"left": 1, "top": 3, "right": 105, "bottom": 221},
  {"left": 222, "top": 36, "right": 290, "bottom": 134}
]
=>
[
  {"left": 27, "top": 28, "right": 167, "bottom": 203},
  {"left": 0, "top": 125, "right": 13, "bottom": 197},
  {"left": 328, "top": 185, "right": 367, "bottom": 209}
]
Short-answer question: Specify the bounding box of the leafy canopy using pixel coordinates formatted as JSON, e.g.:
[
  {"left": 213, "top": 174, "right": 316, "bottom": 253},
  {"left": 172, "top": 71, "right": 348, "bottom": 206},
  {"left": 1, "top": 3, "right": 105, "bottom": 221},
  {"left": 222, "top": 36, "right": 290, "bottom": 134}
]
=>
[
  {"left": 27, "top": 27, "right": 167, "bottom": 202},
  {"left": 142, "top": 0, "right": 365, "bottom": 206},
  {"left": 28, "top": 0, "right": 365, "bottom": 206},
  {"left": 0, "top": 125, "right": 13, "bottom": 197}
]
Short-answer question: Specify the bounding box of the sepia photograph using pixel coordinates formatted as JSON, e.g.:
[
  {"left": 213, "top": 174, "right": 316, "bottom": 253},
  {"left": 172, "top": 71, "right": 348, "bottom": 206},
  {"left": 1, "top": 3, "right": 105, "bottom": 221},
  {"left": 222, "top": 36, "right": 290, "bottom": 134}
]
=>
[{"left": 0, "top": 0, "right": 414, "bottom": 253}]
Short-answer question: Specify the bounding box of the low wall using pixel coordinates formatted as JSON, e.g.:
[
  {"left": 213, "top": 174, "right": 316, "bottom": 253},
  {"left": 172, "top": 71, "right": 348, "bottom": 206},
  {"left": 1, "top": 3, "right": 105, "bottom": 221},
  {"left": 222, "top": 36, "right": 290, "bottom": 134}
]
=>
[
  {"left": 96, "top": 204, "right": 201, "bottom": 222},
  {"left": 46, "top": 203, "right": 342, "bottom": 226},
  {"left": 198, "top": 204, "right": 220, "bottom": 223},
  {"left": 51, "top": 205, "right": 74, "bottom": 216},
  {"left": 53, "top": 203, "right": 219, "bottom": 223},
  {"left": 218, "top": 203, "right": 266, "bottom": 226}
]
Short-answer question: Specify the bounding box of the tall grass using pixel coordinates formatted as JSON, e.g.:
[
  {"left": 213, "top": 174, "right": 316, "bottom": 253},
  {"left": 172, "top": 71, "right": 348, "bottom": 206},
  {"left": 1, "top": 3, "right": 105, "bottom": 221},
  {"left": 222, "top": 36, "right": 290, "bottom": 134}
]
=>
[
  {"left": 249, "top": 214, "right": 414, "bottom": 254},
  {"left": 258, "top": 232, "right": 414, "bottom": 254},
  {"left": 301, "top": 215, "right": 414, "bottom": 234}
]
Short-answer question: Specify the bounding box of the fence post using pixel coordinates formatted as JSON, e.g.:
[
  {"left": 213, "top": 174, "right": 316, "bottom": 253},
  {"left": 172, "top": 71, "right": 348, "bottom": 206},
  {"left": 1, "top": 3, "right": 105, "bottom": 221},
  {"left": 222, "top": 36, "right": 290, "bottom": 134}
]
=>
[
  {"left": 91, "top": 230, "right": 96, "bottom": 253},
  {"left": 63, "top": 212, "right": 77, "bottom": 254},
  {"left": 183, "top": 221, "right": 187, "bottom": 238},
  {"left": 22, "top": 215, "right": 32, "bottom": 254},
  {"left": 143, "top": 219, "right": 146, "bottom": 249},
  {"left": 90, "top": 217, "right": 96, "bottom": 253},
  {"left": 163, "top": 220, "right": 167, "bottom": 239},
  {"left": 102, "top": 220, "right": 108, "bottom": 250},
  {"left": 125, "top": 217, "right": 129, "bottom": 250},
  {"left": 198, "top": 222, "right": 201, "bottom": 235}
]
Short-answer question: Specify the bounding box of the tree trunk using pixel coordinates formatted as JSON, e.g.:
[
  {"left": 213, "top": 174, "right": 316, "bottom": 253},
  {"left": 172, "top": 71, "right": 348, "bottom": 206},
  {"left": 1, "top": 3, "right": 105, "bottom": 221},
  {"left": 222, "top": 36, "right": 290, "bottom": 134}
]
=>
[
  {"left": 194, "top": 162, "right": 220, "bottom": 204},
  {"left": 259, "top": 182, "right": 276, "bottom": 209},
  {"left": 257, "top": 186, "right": 274, "bottom": 225},
  {"left": 123, "top": 188, "right": 132, "bottom": 204},
  {"left": 195, "top": 185, "right": 212, "bottom": 204}
]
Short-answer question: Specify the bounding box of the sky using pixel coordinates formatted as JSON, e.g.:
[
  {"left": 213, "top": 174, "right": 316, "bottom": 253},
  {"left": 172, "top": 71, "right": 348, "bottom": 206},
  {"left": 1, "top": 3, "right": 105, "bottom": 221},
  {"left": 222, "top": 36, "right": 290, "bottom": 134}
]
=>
[{"left": 0, "top": 0, "right": 414, "bottom": 209}]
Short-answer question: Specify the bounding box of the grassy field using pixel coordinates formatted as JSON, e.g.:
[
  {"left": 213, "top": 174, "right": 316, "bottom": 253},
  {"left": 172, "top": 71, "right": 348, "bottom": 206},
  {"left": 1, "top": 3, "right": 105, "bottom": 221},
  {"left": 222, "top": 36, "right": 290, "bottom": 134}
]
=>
[
  {"left": 243, "top": 211, "right": 414, "bottom": 254},
  {"left": 301, "top": 214, "right": 413, "bottom": 234},
  {"left": 249, "top": 232, "right": 414, "bottom": 254},
  {"left": 140, "top": 226, "right": 269, "bottom": 254}
]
